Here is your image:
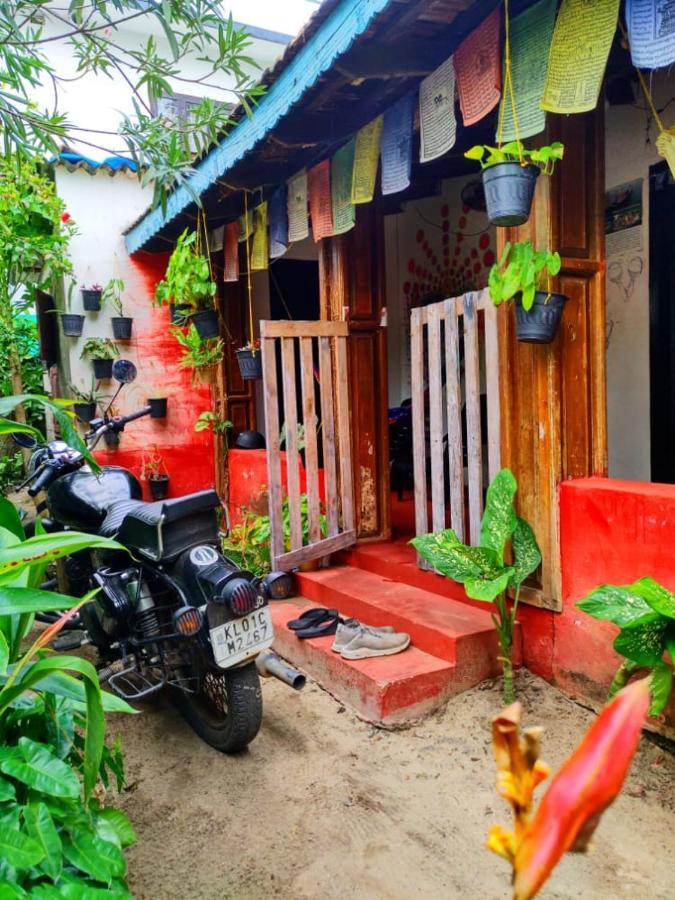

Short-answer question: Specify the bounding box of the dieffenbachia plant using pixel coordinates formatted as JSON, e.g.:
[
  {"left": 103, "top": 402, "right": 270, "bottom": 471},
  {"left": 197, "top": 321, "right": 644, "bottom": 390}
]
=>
[
  {"left": 577, "top": 578, "right": 675, "bottom": 715},
  {"left": 411, "top": 469, "right": 541, "bottom": 703}
]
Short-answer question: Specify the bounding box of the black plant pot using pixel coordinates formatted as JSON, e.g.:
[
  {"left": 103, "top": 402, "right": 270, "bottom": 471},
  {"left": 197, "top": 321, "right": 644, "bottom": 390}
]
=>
[
  {"left": 192, "top": 309, "right": 219, "bottom": 340},
  {"left": 111, "top": 316, "right": 133, "bottom": 340},
  {"left": 169, "top": 303, "right": 191, "bottom": 325},
  {"left": 482, "top": 162, "right": 540, "bottom": 227},
  {"left": 73, "top": 402, "right": 96, "bottom": 424},
  {"left": 82, "top": 289, "right": 102, "bottom": 311},
  {"left": 515, "top": 291, "right": 568, "bottom": 344},
  {"left": 60, "top": 313, "right": 85, "bottom": 337},
  {"left": 149, "top": 475, "right": 169, "bottom": 500},
  {"left": 236, "top": 348, "right": 262, "bottom": 380},
  {"left": 148, "top": 397, "right": 168, "bottom": 418},
  {"left": 92, "top": 358, "right": 114, "bottom": 380},
  {"left": 103, "top": 431, "right": 120, "bottom": 450}
]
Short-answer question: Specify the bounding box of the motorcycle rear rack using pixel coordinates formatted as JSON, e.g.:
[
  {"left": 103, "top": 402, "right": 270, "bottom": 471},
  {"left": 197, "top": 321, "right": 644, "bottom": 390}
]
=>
[{"left": 108, "top": 663, "right": 165, "bottom": 701}]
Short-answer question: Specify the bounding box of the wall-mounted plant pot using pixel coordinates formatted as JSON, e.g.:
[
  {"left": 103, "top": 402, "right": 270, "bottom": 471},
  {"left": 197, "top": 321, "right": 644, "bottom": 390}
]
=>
[
  {"left": 111, "top": 316, "right": 133, "bottom": 340},
  {"left": 82, "top": 289, "right": 102, "bottom": 311},
  {"left": 515, "top": 291, "right": 568, "bottom": 344},
  {"left": 73, "top": 402, "right": 96, "bottom": 424},
  {"left": 60, "top": 313, "right": 85, "bottom": 337},
  {"left": 148, "top": 397, "right": 168, "bottom": 418},
  {"left": 236, "top": 348, "right": 262, "bottom": 380},
  {"left": 169, "top": 303, "right": 191, "bottom": 325},
  {"left": 192, "top": 309, "right": 219, "bottom": 340},
  {"left": 149, "top": 475, "right": 169, "bottom": 500},
  {"left": 103, "top": 431, "right": 120, "bottom": 450},
  {"left": 482, "top": 162, "right": 540, "bottom": 227},
  {"left": 92, "top": 358, "right": 114, "bottom": 380}
]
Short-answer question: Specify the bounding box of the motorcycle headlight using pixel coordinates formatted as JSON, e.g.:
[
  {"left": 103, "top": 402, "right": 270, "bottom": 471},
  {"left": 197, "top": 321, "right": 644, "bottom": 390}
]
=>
[{"left": 261, "top": 571, "right": 293, "bottom": 600}]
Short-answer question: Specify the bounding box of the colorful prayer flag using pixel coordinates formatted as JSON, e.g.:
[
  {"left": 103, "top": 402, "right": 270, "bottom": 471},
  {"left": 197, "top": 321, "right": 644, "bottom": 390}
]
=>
[
  {"left": 352, "top": 115, "right": 383, "bottom": 204},
  {"left": 308, "top": 159, "right": 333, "bottom": 242},
  {"left": 626, "top": 0, "right": 675, "bottom": 70},
  {"left": 541, "top": 0, "right": 620, "bottom": 114},
  {"left": 287, "top": 170, "right": 309, "bottom": 242},
  {"left": 419, "top": 55, "right": 456, "bottom": 163},
  {"left": 331, "top": 139, "right": 356, "bottom": 234},
  {"left": 269, "top": 186, "right": 288, "bottom": 259},
  {"left": 657, "top": 131, "right": 675, "bottom": 180},
  {"left": 223, "top": 221, "right": 239, "bottom": 282},
  {"left": 251, "top": 202, "right": 268, "bottom": 271},
  {"left": 238, "top": 208, "right": 253, "bottom": 242},
  {"left": 497, "top": 0, "right": 557, "bottom": 142},
  {"left": 455, "top": 8, "right": 501, "bottom": 127},
  {"left": 381, "top": 93, "right": 415, "bottom": 195}
]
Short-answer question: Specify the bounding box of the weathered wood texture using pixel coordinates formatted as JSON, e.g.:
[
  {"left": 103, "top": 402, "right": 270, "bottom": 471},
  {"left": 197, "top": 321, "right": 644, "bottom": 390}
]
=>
[
  {"left": 220, "top": 279, "right": 257, "bottom": 434},
  {"left": 411, "top": 289, "right": 501, "bottom": 562},
  {"left": 261, "top": 319, "right": 356, "bottom": 570},
  {"left": 497, "top": 109, "right": 606, "bottom": 612}
]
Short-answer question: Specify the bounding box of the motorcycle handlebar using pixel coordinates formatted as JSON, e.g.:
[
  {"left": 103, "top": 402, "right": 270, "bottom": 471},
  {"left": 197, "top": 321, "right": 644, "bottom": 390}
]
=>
[
  {"left": 119, "top": 405, "right": 152, "bottom": 425},
  {"left": 27, "top": 462, "right": 59, "bottom": 497}
]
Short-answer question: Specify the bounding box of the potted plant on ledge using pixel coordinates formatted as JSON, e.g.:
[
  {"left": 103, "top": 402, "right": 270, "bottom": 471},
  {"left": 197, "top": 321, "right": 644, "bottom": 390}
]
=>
[
  {"left": 81, "top": 282, "right": 103, "bottom": 311},
  {"left": 171, "top": 324, "right": 224, "bottom": 384},
  {"left": 236, "top": 339, "right": 262, "bottom": 380},
  {"left": 68, "top": 379, "right": 102, "bottom": 423},
  {"left": 140, "top": 445, "right": 170, "bottom": 500},
  {"left": 155, "top": 229, "right": 218, "bottom": 339},
  {"left": 60, "top": 282, "right": 84, "bottom": 337},
  {"left": 464, "top": 140, "right": 564, "bottom": 227},
  {"left": 80, "top": 337, "right": 119, "bottom": 379},
  {"left": 105, "top": 278, "right": 133, "bottom": 340},
  {"left": 488, "top": 240, "right": 567, "bottom": 344}
]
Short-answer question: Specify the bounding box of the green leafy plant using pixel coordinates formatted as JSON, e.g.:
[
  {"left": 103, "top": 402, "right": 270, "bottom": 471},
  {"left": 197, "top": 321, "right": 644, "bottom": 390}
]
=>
[
  {"left": 0, "top": 451, "right": 23, "bottom": 495},
  {"left": 171, "top": 324, "right": 224, "bottom": 375},
  {"left": 102, "top": 279, "right": 126, "bottom": 316},
  {"left": 464, "top": 140, "right": 564, "bottom": 175},
  {"left": 195, "top": 411, "right": 233, "bottom": 442},
  {"left": 577, "top": 578, "right": 675, "bottom": 716},
  {"left": 79, "top": 338, "right": 119, "bottom": 361},
  {"left": 155, "top": 229, "right": 216, "bottom": 314},
  {"left": 488, "top": 240, "right": 562, "bottom": 312},
  {"left": 68, "top": 379, "right": 104, "bottom": 407},
  {"left": 411, "top": 469, "right": 541, "bottom": 703}
]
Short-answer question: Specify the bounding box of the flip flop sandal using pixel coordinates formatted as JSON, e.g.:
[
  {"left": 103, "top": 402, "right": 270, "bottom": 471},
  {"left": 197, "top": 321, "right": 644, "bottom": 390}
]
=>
[
  {"left": 287, "top": 607, "right": 338, "bottom": 631},
  {"left": 295, "top": 615, "right": 340, "bottom": 639}
]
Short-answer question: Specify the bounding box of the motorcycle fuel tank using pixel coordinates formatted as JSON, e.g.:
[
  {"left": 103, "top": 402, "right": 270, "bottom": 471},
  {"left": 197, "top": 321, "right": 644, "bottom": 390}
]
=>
[{"left": 47, "top": 466, "right": 142, "bottom": 529}]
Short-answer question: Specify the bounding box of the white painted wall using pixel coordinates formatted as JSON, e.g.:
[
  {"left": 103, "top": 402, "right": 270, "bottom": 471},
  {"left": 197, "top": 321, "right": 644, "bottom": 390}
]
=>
[{"left": 604, "top": 73, "right": 671, "bottom": 481}]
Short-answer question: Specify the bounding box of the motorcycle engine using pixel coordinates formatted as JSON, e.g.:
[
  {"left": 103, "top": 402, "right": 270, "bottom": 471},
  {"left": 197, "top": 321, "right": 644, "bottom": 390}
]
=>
[{"left": 81, "top": 565, "right": 143, "bottom": 645}]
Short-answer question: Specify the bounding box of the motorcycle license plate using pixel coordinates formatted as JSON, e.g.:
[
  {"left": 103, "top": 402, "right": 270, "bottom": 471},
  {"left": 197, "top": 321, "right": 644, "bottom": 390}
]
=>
[{"left": 209, "top": 607, "right": 274, "bottom": 668}]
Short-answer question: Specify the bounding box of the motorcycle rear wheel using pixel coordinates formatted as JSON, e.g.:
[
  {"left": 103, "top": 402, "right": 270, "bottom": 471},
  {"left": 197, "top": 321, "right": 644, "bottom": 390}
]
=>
[{"left": 173, "top": 662, "right": 263, "bottom": 753}]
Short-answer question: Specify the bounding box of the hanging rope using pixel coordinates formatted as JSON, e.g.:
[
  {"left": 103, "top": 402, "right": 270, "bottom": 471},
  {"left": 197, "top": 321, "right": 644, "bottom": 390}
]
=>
[
  {"left": 496, "top": 0, "right": 524, "bottom": 162},
  {"left": 243, "top": 191, "right": 256, "bottom": 352}
]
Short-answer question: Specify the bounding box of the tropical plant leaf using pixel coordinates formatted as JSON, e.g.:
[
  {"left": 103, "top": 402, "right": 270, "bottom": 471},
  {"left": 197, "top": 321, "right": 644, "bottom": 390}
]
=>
[
  {"left": 509, "top": 517, "right": 541, "bottom": 590},
  {"left": 577, "top": 584, "right": 654, "bottom": 628},
  {"left": 95, "top": 808, "right": 137, "bottom": 849},
  {"left": 0, "top": 632, "right": 8, "bottom": 676},
  {"left": 613, "top": 614, "right": 669, "bottom": 667},
  {"left": 0, "top": 500, "right": 24, "bottom": 542},
  {"left": 0, "top": 822, "right": 44, "bottom": 870},
  {"left": 628, "top": 577, "right": 675, "bottom": 619},
  {"left": 0, "top": 586, "right": 93, "bottom": 616},
  {"left": 0, "top": 738, "right": 80, "bottom": 799},
  {"left": 464, "top": 570, "right": 513, "bottom": 602},
  {"left": 479, "top": 468, "right": 517, "bottom": 564},
  {"left": 0, "top": 776, "right": 16, "bottom": 801},
  {"left": 411, "top": 530, "right": 503, "bottom": 582},
  {"left": 62, "top": 831, "right": 113, "bottom": 884},
  {"left": 607, "top": 659, "right": 645, "bottom": 700},
  {"left": 0, "top": 532, "right": 122, "bottom": 583},
  {"left": 33, "top": 671, "right": 136, "bottom": 715},
  {"left": 0, "top": 879, "right": 27, "bottom": 898},
  {"left": 23, "top": 802, "right": 62, "bottom": 881},
  {"left": 648, "top": 663, "right": 673, "bottom": 716}
]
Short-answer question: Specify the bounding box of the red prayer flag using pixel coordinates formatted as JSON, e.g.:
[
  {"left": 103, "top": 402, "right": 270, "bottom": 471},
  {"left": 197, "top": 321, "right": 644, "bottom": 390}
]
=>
[
  {"left": 223, "top": 221, "right": 239, "bottom": 282},
  {"left": 454, "top": 8, "right": 501, "bottom": 127},
  {"left": 308, "top": 159, "right": 333, "bottom": 242}
]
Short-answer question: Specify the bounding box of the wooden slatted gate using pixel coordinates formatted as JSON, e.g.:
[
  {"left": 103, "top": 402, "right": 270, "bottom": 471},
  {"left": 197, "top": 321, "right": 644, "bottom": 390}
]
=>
[
  {"left": 410, "top": 289, "right": 501, "bottom": 558},
  {"left": 261, "top": 320, "right": 356, "bottom": 570}
]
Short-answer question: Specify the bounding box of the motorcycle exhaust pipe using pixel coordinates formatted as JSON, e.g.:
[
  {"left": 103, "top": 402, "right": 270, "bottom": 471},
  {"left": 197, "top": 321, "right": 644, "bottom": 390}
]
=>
[{"left": 255, "top": 650, "right": 306, "bottom": 690}]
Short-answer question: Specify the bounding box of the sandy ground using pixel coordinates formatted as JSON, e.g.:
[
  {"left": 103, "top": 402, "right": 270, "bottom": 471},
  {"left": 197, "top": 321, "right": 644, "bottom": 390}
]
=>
[{"left": 110, "top": 671, "right": 674, "bottom": 900}]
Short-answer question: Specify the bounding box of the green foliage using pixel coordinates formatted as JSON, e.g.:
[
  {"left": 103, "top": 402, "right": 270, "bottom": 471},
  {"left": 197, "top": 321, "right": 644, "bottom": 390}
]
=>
[
  {"left": 155, "top": 229, "right": 216, "bottom": 312},
  {"left": 194, "top": 411, "right": 233, "bottom": 436},
  {"left": 79, "top": 339, "right": 119, "bottom": 361},
  {"left": 411, "top": 469, "right": 541, "bottom": 703},
  {"left": 0, "top": 315, "right": 43, "bottom": 428},
  {"left": 488, "top": 240, "right": 562, "bottom": 311},
  {"left": 0, "top": 451, "right": 24, "bottom": 496},
  {"left": 577, "top": 577, "right": 675, "bottom": 715},
  {"left": 171, "top": 323, "right": 224, "bottom": 373},
  {"left": 464, "top": 140, "right": 564, "bottom": 175},
  {"left": 101, "top": 279, "right": 126, "bottom": 317}
]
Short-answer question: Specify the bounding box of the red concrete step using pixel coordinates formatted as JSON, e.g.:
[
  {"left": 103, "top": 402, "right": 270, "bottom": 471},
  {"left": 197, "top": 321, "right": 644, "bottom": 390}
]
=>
[
  {"left": 270, "top": 601, "right": 455, "bottom": 725},
  {"left": 294, "top": 564, "right": 504, "bottom": 675}
]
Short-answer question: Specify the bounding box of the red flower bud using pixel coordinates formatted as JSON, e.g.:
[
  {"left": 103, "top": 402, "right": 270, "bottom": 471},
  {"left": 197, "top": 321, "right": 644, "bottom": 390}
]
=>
[{"left": 61, "top": 212, "right": 71, "bottom": 223}]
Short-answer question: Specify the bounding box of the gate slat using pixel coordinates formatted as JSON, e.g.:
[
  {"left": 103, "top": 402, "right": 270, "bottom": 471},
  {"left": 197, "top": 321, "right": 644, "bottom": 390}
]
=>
[
  {"left": 463, "top": 292, "right": 483, "bottom": 545},
  {"left": 318, "top": 336, "right": 339, "bottom": 537},
  {"left": 482, "top": 292, "right": 501, "bottom": 481},
  {"left": 411, "top": 307, "right": 429, "bottom": 559},
  {"left": 261, "top": 333, "right": 284, "bottom": 567},
  {"left": 281, "top": 336, "right": 303, "bottom": 551},
  {"left": 427, "top": 303, "right": 445, "bottom": 532},
  {"left": 299, "top": 336, "right": 321, "bottom": 543},
  {"left": 444, "top": 298, "right": 465, "bottom": 542},
  {"left": 335, "top": 334, "right": 354, "bottom": 532}
]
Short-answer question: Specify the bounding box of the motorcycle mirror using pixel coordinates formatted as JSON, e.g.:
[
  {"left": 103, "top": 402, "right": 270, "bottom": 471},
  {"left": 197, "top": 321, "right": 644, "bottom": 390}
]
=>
[
  {"left": 112, "top": 359, "right": 137, "bottom": 384},
  {"left": 11, "top": 432, "right": 39, "bottom": 450}
]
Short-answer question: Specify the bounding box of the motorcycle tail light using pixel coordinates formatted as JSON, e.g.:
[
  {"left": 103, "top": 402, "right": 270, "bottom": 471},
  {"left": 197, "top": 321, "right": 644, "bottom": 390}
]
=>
[
  {"left": 173, "top": 605, "right": 204, "bottom": 636},
  {"left": 218, "top": 578, "right": 259, "bottom": 617},
  {"left": 261, "top": 571, "right": 293, "bottom": 600}
]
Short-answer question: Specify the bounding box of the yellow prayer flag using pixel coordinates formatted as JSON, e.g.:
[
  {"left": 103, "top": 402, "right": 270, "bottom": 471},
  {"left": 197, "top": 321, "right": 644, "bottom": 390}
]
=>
[
  {"left": 238, "top": 209, "right": 253, "bottom": 242},
  {"left": 657, "top": 131, "right": 675, "bottom": 180},
  {"left": 541, "top": 0, "right": 620, "bottom": 114},
  {"left": 351, "top": 115, "right": 383, "bottom": 204},
  {"left": 251, "top": 202, "right": 268, "bottom": 271}
]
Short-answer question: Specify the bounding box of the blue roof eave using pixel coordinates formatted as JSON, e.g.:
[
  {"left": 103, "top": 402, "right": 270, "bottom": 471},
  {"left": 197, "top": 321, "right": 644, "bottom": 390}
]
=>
[{"left": 125, "top": 0, "right": 394, "bottom": 255}]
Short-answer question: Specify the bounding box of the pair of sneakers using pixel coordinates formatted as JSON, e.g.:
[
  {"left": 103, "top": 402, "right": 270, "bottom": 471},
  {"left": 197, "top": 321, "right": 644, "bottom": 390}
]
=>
[{"left": 331, "top": 618, "right": 411, "bottom": 659}]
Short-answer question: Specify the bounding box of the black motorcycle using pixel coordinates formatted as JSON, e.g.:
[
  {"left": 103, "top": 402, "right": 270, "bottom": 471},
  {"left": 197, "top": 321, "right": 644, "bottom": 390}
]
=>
[{"left": 15, "top": 360, "right": 304, "bottom": 753}]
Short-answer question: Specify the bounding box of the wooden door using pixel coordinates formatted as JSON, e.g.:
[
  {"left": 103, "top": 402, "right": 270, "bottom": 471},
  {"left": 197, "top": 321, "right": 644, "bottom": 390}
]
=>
[
  {"left": 497, "top": 109, "right": 606, "bottom": 611},
  {"left": 261, "top": 320, "right": 356, "bottom": 570},
  {"left": 220, "top": 280, "right": 256, "bottom": 435}
]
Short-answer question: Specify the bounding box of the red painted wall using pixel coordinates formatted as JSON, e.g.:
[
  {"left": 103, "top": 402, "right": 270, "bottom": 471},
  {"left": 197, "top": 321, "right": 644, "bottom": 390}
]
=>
[{"left": 93, "top": 251, "right": 215, "bottom": 500}]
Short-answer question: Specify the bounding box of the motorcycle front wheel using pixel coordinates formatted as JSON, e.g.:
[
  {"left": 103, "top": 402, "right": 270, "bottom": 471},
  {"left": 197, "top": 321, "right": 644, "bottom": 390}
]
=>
[{"left": 172, "top": 662, "right": 263, "bottom": 754}]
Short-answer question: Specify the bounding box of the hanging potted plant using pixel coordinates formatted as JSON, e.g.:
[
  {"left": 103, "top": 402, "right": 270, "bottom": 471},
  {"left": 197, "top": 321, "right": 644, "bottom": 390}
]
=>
[
  {"left": 68, "top": 379, "right": 102, "bottom": 424},
  {"left": 171, "top": 324, "right": 224, "bottom": 385},
  {"left": 103, "top": 403, "right": 121, "bottom": 449},
  {"left": 140, "top": 445, "right": 170, "bottom": 500},
  {"left": 80, "top": 337, "right": 119, "bottom": 379},
  {"left": 155, "top": 229, "right": 218, "bottom": 339},
  {"left": 464, "top": 141, "right": 564, "bottom": 227},
  {"left": 147, "top": 395, "right": 168, "bottom": 418},
  {"left": 60, "top": 281, "right": 84, "bottom": 337},
  {"left": 81, "top": 282, "right": 103, "bottom": 311},
  {"left": 104, "top": 278, "right": 133, "bottom": 340},
  {"left": 488, "top": 240, "right": 567, "bottom": 344},
  {"left": 236, "top": 339, "right": 262, "bottom": 380}
]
